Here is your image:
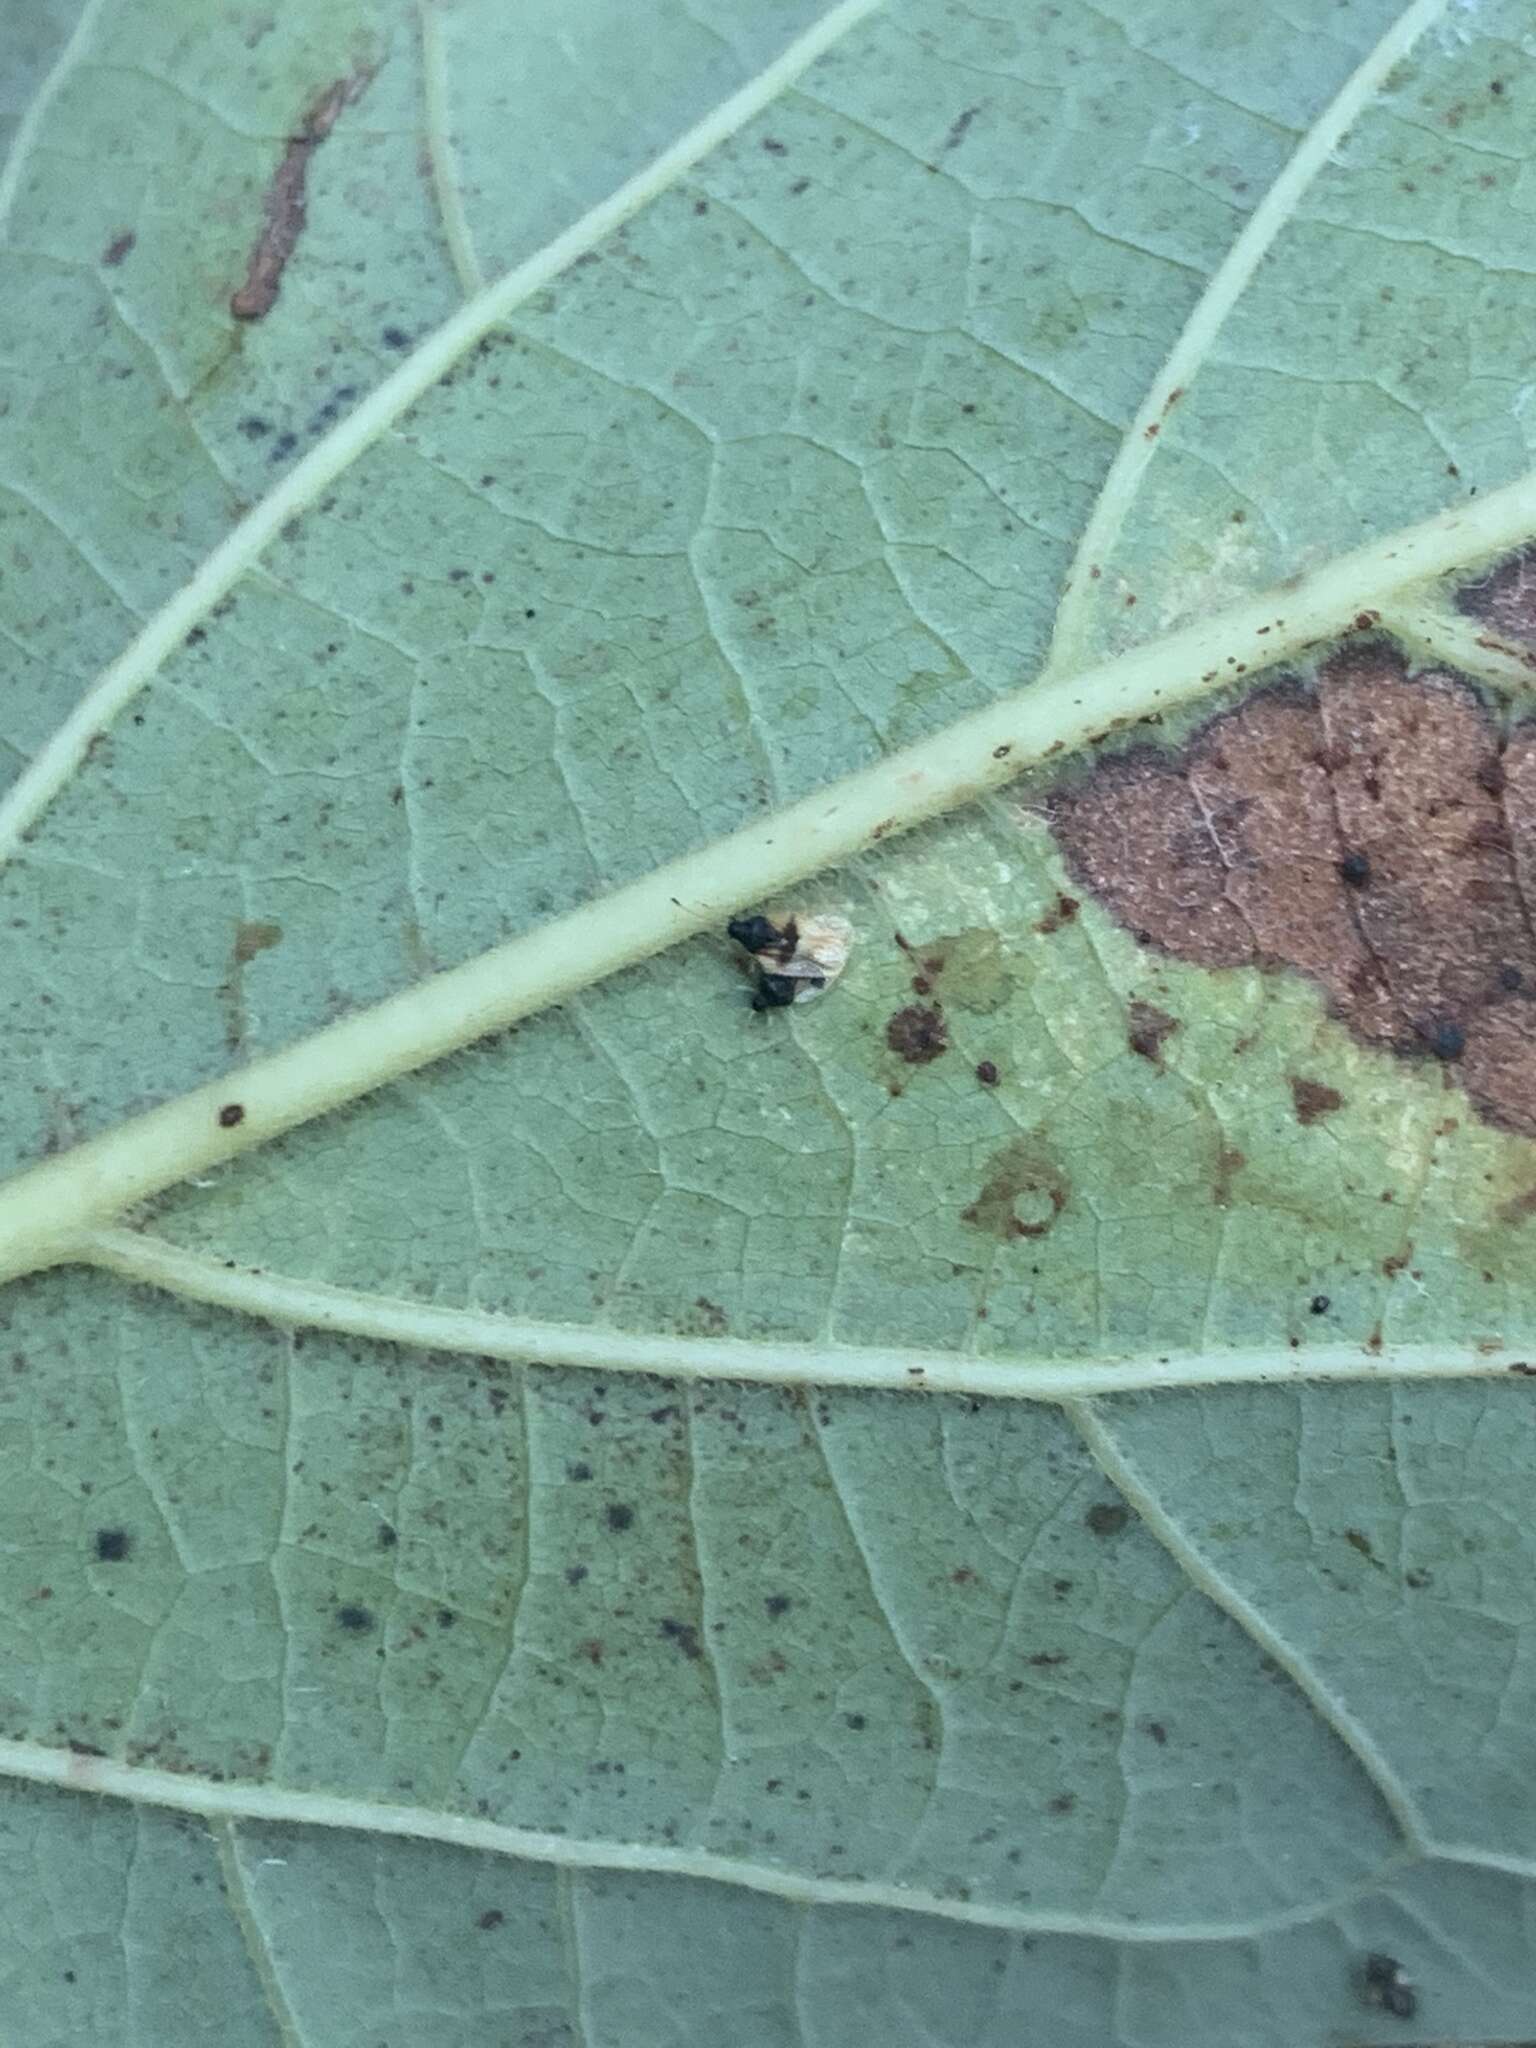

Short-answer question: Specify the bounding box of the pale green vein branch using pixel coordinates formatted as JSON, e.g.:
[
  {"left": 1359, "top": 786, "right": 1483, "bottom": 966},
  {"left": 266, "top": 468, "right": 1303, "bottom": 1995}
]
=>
[
  {"left": 80, "top": 1228, "right": 1534, "bottom": 1399},
  {"left": 211, "top": 1818, "right": 305, "bottom": 2048},
  {"left": 1376, "top": 596, "right": 1536, "bottom": 694},
  {"left": 0, "top": 0, "right": 108, "bottom": 232},
  {"left": 0, "top": 0, "right": 886, "bottom": 865},
  {"left": 1044, "top": 0, "right": 1447, "bottom": 673},
  {"left": 8, "top": 1736, "right": 1411, "bottom": 1942},
  {"left": 4, "top": 467, "right": 1536, "bottom": 1284},
  {"left": 417, "top": 0, "right": 485, "bottom": 297},
  {"left": 1068, "top": 1399, "right": 1429, "bottom": 1854}
]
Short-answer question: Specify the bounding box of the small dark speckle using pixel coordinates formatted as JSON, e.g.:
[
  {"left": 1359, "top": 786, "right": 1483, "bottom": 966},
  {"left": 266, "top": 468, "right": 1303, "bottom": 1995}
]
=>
[
  {"left": 94, "top": 1528, "right": 131, "bottom": 1563},
  {"left": 1046, "top": 1793, "right": 1075, "bottom": 1814},
  {"left": 237, "top": 416, "right": 272, "bottom": 440},
  {"left": 1337, "top": 850, "right": 1372, "bottom": 888},
  {"left": 1361, "top": 1952, "right": 1416, "bottom": 2020},
  {"left": 477, "top": 1909, "right": 504, "bottom": 1931},
  {"left": 844, "top": 1713, "right": 866, "bottom": 1730},
  {"left": 565, "top": 1564, "right": 589, "bottom": 1585},
  {"left": 765, "top": 1593, "right": 792, "bottom": 1617},
  {"left": 437, "top": 1608, "right": 457, "bottom": 1629},
  {"left": 605, "top": 1503, "right": 634, "bottom": 1532},
  {"left": 377, "top": 1523, "right": 398, "bottom": 1548},
  {"left": 659, "top": 1617, "right": 702, "bottom": 1659},
  {"left": 761, "top": 136, "right": 788, "bottom": 155},
  {"left": 1309, "top": 1294, "right": 1331, "bottom": 1315},
  {"left": 975, "top": 1060, "right": 999, "bottom": 1086},
  {"left": 381, "top": 325, "right": 411, "bottom": 350},
  {"left": 1084, "top": 1502, "right": 1128, "bottom": 1538},
  {"left": 268, "top": 431, "right": 298, "bottom": 463},
  {"left": 336, "top": 1605, "right": 374, "bottom": 1633},
  {"left": 218, "top": 1103, "right": 246, "bottom": 1128},
  {"left": 102, "top": 231, "right": 136, "bottom": 266}
]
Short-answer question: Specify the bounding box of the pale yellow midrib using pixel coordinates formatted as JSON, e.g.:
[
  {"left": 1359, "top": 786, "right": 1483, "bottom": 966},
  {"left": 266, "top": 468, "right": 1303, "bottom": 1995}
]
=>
[
  {"left": 8, "top": 1735, "right": 1413, "bottom": 1944},
  {"left": 82, "top": 1226, "right": 1534, "bottom": 1399},
  {"left": 0, "top": 468, "right": 1532, "bottom": 1290}
]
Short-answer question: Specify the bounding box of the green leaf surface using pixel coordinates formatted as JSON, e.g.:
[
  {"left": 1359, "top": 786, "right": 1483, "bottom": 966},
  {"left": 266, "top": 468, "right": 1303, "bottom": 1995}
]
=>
[{"left": 4, "top": 0, "right": 1536, "bottom": 2041}]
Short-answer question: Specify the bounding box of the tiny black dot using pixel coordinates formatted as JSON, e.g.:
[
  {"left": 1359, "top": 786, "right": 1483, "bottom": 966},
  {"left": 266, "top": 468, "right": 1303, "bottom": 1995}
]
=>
[
  {"left": 1499, "top": 964, "right": 1525, "bottom": 991},
  {"left": 336, "top": 1604, "right": 374, "bottom": 1633},
  {"left": 844, "top": 1712, "right": 866, "bottom": 1730},
  {"left": 93, "top": 1528, "right": 131, "bottom": 1562},
  {"left": 1337, "top": 851, "right": 1372, "bottom": 888},
  {"left": 1424, "top": 1019, "right": 1466, "bottom": 1061},
  {"left": 765, "top": 1593, "right": 792, "bottom": 1617},
  {"left": 377, "top": 1523, "right": 398, "bottom": 1548},
  {"left": 381, "top": 325, "right": 410, "bottom": 350},
  {"left": 218, "top": 1102, "right": 245, "bottom": 1128},
  {"left": 605, "top": 1504, "right": 634, "bottom": 1532},
  {"left": 1309, "top": 1294, "right": 1331, "bottom": 1315}
]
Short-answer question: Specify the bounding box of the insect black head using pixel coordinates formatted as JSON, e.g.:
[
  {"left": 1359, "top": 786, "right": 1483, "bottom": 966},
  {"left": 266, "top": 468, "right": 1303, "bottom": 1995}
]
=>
[
  {"left": 729, "top": 914, "right": 786, "bottom": 955},
  {"left": 751, "top": 972, "right": 802, "bottom": 1010},
  {"left": 1337, "top": 850, "right": 1372, "bottom": 888}
]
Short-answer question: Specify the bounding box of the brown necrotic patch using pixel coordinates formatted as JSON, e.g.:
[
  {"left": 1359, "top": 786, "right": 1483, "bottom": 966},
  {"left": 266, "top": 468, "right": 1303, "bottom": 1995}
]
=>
[
  {"left": 1457, "top": 542, "right": 1536, "bottom": 649},
  {"left": 1046, "top": 644, "right": 1536, "bottom": 1138}
]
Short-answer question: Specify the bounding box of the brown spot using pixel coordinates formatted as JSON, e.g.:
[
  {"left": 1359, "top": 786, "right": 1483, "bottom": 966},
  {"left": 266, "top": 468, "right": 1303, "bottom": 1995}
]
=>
[
  {"left": 1046, "top": 646, "right": 1536, "bottom": 1138},
  {"left": 975, "top": 1059, "right": 999, "bottom": 1086},
  {"left": 886, "top": 1003, "right": 948, "bottom": 1064},
  {"left": 1033, "top": 893, "right": 1079, "bottom": 936},
  {"left": 231, "top": 68, "right": 374, "bottom": 319},
  {"left": 217, "top": 1103, "right": 246, "bottom": 1128},
  {"left": 1127, "top": 1002, "right": 1179, "bottom": 1063},
  {"left": 962, "top": 1137, "right": 1070, "bottom": 1240},
  {"left": 1289, "top": 1076, "right": 1344, "bottom": 1125},
  {"left": 101, "top": 231, "right": 135, "bottom": 267}
]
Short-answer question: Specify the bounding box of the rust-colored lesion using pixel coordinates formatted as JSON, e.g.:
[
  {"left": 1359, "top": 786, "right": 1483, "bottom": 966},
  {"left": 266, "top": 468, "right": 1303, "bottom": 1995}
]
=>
[
  {"left": 231, "top": 67, "right": 374, "bottom": 321},
  {"left": 1046, "top": 644, "right": 1536, "bottom": 1139}
]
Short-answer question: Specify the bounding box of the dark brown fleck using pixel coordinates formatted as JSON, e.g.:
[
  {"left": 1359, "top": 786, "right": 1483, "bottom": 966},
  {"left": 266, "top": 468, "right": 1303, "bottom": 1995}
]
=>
[
  {"left": 1289, "top": 1077, "right": 1344, "bottom": 1125},
  {"left": 1127, "top": 1002, "right": 1179, "bottom": 1062},
  {"left": 1084, "top": 1502, "right": 1128, "bottom": 1538},
  {"left": 102, "top": 231, "right": 136, "bottom": 267}
]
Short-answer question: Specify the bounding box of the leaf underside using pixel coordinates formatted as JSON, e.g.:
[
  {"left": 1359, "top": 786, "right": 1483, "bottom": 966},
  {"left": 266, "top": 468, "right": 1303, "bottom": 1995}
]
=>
[{"left": 6, "top": 1, "right": 1536, "bottom": 2043}]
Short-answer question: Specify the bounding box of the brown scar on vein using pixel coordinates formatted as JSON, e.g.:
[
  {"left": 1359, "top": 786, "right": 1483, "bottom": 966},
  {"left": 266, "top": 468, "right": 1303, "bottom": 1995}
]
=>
[
  {"left": 218, "top": 919, "right": 284, "bottom": 1053},
  {"left": 230, "top": 67, "right": 375, "bottom": 321},
  {"left": 1045, "top": 642, "right": 1536, "bottom": 1141}
]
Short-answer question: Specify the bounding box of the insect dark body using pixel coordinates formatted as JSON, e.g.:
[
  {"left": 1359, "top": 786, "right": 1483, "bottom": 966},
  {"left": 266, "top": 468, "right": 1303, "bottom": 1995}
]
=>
[{"left": 728, "top": 912, "right": 852, "bottom": 1010}]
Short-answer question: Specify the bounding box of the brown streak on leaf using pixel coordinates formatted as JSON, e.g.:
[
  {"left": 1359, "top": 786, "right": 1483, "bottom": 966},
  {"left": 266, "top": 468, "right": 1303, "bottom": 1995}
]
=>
[{"left": 231, "top": 67, "right": 375, "bottom": 320}]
